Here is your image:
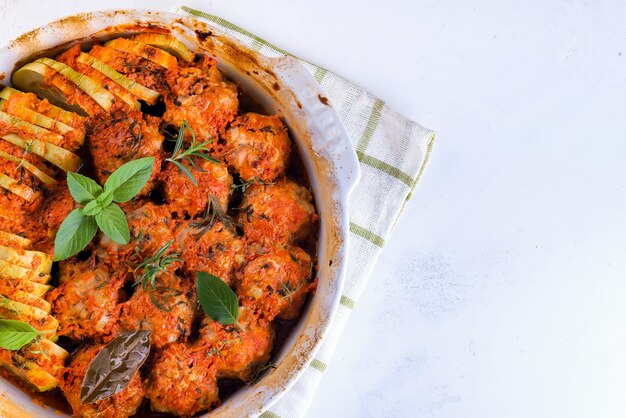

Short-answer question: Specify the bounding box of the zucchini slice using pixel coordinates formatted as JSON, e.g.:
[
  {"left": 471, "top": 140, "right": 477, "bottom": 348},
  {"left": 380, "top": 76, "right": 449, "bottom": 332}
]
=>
[
  {"left": 0, "top": 149, "right": 57, "bottom": 186},
  {"left": 0, "top": 277, "right": 52, "bottom": 297},
  {"left": 132, "top": 33, "right": 194, "bottom": 63},
  {"left": 0, "top": 231, "right": 31, "bottom": 249},
  {"left": 105, "top": 38, "right": 178, "bottom": 69},
  {"left": 0, "top": 99, "right": 79, "bottom": 142},
  {"left": 77, "top": 52, "right": 160, "bottom": 104},
  {"left": 0, "top": 173, "right": 38, "bottom": 202},
  {"left": 12, "top": 62, "right": 88, "bottom": 116},
  {"left": 0, "top": 296, "right": 58, "bottom": 338},
  {"left": 0, "top": 86, "right": 86, "bottom": 129},
  {"left": 0, "top": 110, "right": 65, "bottom": 147},
  {"left": 1, "top": 134, "right": 82, "bottom": 172},
  {"left": 36, "top": 58, "right": 115, "bottom": 113},
  {"left": 0, "top": 287, "right": 50, "bottom": 312},
  {"left": 0, "top": 259, "right": 51, "bottom": 284},
  {"left": 62, "top": 53, "right": 139, "bottom": 110},
  {"left": 0, "top": 351, "right": 59, "bottom": 391},
  {"left": 0, "top": 244, "right": 52, "bottom": 274}
]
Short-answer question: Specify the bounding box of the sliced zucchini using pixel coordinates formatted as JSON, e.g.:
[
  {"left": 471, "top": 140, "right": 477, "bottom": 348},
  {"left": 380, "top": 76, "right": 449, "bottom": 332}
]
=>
[
  {"left": 0, "top": 99, "right": 78, "bottom": 140},
  {"left": 0, "top": 231, "right": 31, "bottom": 249},
  {"left": 0, "top": 296, "right": 58, "bottom": 338},
  {"left": 12, "top": 62, "right": 87, "bottom": 116},
  {"left": 105, "top": 38, "right": 178, "bottom": 69},
  {"left": 0, "top": 244, "right": 52, "bottom": 274},
  {"left": 132, "top": 33, "right": 194, "bottom": 63},
  {"left": 0, "top": 287, "right": 50, "bottom": 312},
  {"left": 0, "top": 277, "right": 52, "bottom": 297},
  {"left": 0, "top": 259, "right": 51, "bottom": 284},
  {"left": 0, "top": 172, "right": 38, "bottom": 202},
  {"left": 77, "top": 52, "right": 160, "bottom": 104},
  {"left": 1, "top": 134, "right": 81, "bottom": 172},
  {"left": 0, "top": 86, "right": 86, "bottom": 129},
  {"left": 26, "top": 338, "right": 68, "bottom": 362},
  {"left": 36, "top": 58, "right": 115, "bottom": 113},
  {"left": 0, "top": 351, "right": 59, "bottom": 391},
  {"left": 0, "top": 149, "right": 56, "bottom": 186},
  {"left": 0, "top": 110, "right": 66, "bottom": 149}
]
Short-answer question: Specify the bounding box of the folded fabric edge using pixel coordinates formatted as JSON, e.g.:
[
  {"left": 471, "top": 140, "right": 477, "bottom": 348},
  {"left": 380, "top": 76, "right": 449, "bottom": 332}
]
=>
[{"left": 178, "top": 6, "right": 434, "bottom": 132}]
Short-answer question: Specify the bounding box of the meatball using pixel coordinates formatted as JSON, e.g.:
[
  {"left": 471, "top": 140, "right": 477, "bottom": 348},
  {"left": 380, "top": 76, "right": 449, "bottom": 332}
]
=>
[
  {"left": 98, "top": 202, "right": 177, "bottom": 268},
  {"left": 239, "top": 245, "right": 312, "bottom": 321},
  {"left": 146, "top": 343, "right": 219, "bottom": 416},
  {"left": 60, "top": 345, "right": 144, "bottom": 418},
  {"left": 47, "top": 258, "right": 124, "bottom": 341},
  {"left": 40, "top": 182, "right": 75, "bottom": 250},
  {"left": 163, "top": 56, "right": 238, "bottom": 139},
  {"left": 88, "top": 110, "right": 163, "bottom": 189},
  {"left": 120, "top": 271, "right": 195, "bottom": 348},
  {"left": 239, "top": 178, "right": 317, "bottom": 245},
  {"left": 223, "top": 113, "right": 291, "bottom": 182},
  {"left": 160, "top": 158, "right": 232, "bottom": 217},
  {"left": 195, "top": 306, "right": 274, "bottom": 380},
  {"left": 175, "top": 220, "right": 244, "bottom": 285}
]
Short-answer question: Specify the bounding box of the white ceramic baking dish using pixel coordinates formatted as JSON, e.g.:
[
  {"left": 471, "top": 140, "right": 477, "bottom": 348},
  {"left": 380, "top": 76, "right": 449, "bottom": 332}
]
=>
[{"left": 0, "top": 9, "right": 359, "bottom": 418}]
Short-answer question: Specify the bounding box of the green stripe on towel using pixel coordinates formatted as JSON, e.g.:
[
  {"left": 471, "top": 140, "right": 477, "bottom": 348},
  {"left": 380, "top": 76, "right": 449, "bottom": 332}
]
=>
[
  {"left": 310, "top": 359, "right": 327, "bottom": 372},
  {"left": 357, "top": 151, "right": 414, "bottom": 187},
  {"left": 260, "top": 412, "right": 282, "bottom": 418},
  {"left": 349, "top": 223, "right": 385, "bottom": 247},
  {"left": 356, "top": 98, "right": 384, "bottom": 152},
  {"left": 340, "top": 295, "right": 355, "bottom": 310}
]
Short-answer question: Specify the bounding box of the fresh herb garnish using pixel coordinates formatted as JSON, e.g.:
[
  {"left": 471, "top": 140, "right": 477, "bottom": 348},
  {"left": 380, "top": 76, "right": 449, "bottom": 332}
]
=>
[
  {"left": 230, "top": 177, "right": 274, "bottom": 195},
  {"left": 166, "top": 120, "right": 218, "bottom": 186},
  {"left": 246, "top": 361, "right": 277, "bottom": 385},
  {"left": 80, "top": 330, "right": 151, "bottom": 404},
  {"left": 196, "top": 272, "right": 242, "bottom": 330},
  {"left": 132, "top": 239, "right": 181, "bottom": 290},
  {"left": 190, "top": 195, "right": 237, "bottom": 236},
  {"left": 130, "top": 239, "right": 182, "bottom": 311},
  {"left": 0, "top": 319, "right": 42, "bottom": 350},
  {"left": 54, "top": 157, "right": 155, "bottom": 261}
]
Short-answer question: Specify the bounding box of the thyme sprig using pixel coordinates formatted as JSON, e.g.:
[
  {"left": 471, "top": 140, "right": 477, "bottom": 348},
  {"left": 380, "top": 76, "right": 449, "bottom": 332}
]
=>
[
  {"left": 230, "top": 177, "right": 274, "bottom": 195},
  {"left": 246, "top": 361, "right": 277, "bottom": 385},
  {"left": 191, "top": 194, "right": 237, "bottom": 236},
  {"left": 166, "top": 120, "right": 219, "bottom": 186}
]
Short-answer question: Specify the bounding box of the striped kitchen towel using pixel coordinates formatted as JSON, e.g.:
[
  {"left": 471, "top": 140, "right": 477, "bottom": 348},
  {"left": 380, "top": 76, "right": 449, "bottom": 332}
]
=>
[{"left": 179, "top": 6, "right": 435, "bottom": 417}]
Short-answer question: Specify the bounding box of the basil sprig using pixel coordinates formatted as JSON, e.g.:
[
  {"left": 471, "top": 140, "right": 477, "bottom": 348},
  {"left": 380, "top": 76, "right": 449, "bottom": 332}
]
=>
[
  {"left": 196, "top": 272, "right": 242, "bottom": 329},
  {"left": 80, "top": 330, "right": 151, "bottom": 404},
  {"left": 0, "top": 319, "right": 42, "bottom": 350},
  {"left": 54, "top": 157, "right": 155, "bottom": 261}
]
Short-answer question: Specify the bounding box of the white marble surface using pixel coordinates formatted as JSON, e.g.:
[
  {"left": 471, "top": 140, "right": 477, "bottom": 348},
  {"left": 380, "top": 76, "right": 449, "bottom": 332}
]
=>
[{"left": 1, "top": 1, "right": 626, "bottom": 417}]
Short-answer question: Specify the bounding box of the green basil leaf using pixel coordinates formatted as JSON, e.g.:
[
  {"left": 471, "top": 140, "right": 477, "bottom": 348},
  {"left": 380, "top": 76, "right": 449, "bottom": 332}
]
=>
[
  {"left": 0, "top": 319, "right": 41, "bottom": 350},
  {"left": 82, "top": 199, "right": 103, "bottom": 216},
  {"left": 54, "top": 208, "right": 98, "bottom": 261},
  {"left": 104, "top": 157, "right": 155, "bottom": 202},
  {"left": 67, "top": 172, "right": 102, "bottom": 204},
  {"left": 95, "top": 203, "right": 129, "bottom": 244},
  {"left": 196, "top": 272, "right": 239, "bottom": 325},
  {"left": 96, "top": 188, "right": 114, "bottom": 208},
  {"left": 80, "top": 330, "right": 151, "bottom": 404}
]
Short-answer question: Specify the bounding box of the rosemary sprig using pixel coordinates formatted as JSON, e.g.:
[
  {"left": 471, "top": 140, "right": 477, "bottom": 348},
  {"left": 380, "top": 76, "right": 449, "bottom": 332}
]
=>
[
  {"left": 131, "top": 239, "right": 182, "bottom": 311},
  {"left": 190, "top": 194, "right": 237, "bottom": 236},
  {"left": 166, "top": 120, "right": 219, "bottom": 186}
]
